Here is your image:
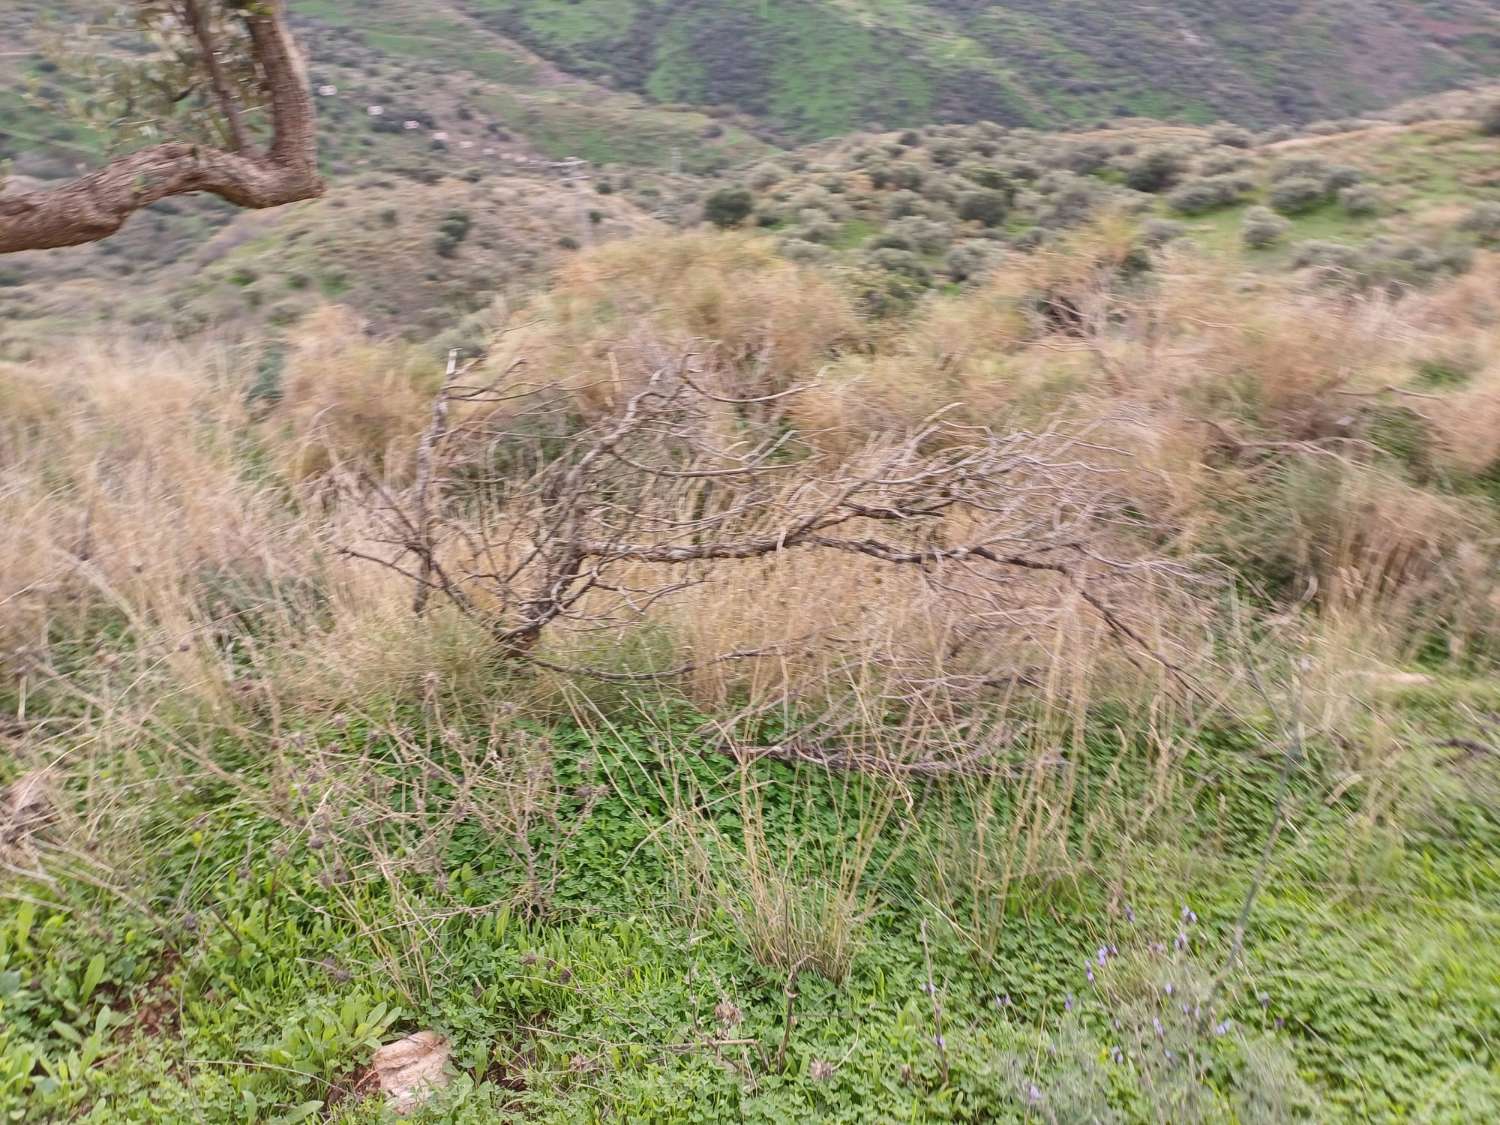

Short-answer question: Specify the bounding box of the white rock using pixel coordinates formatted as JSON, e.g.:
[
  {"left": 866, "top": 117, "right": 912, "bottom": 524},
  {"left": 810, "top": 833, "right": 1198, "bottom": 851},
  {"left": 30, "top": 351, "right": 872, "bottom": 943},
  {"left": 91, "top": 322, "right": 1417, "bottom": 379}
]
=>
[{"left": 371, "top": 1031, "right": 450, "bottom": 1115}]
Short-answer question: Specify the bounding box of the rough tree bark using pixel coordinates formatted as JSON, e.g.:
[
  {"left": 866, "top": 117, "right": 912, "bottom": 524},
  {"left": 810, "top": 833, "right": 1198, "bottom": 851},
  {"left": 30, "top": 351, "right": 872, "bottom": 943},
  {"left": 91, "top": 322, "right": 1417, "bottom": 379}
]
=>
[{"left": 0, "top": 0, "right": 322, "bottom": 255}]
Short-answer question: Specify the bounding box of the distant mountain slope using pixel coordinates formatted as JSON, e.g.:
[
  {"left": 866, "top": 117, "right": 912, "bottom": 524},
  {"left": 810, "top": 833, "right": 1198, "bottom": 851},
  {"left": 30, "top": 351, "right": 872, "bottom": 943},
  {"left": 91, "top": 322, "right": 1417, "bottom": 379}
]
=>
[{"left": 461, "top": 0, "right": 1500, "bottom": 137}]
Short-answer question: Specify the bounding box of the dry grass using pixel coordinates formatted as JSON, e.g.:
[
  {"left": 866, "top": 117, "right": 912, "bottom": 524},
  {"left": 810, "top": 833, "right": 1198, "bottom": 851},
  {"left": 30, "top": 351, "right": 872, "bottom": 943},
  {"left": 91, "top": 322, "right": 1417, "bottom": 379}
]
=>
[{"left": 5, "top": 227, "right": 1500, "bottom": 989}]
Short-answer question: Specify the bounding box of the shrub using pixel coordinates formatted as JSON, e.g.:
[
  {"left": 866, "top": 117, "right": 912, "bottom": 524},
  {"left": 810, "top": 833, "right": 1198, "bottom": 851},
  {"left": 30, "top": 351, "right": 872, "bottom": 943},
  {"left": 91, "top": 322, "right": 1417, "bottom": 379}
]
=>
[
  {"left": 930, "top": 141, "right": 962, "bottom": 166},
  {"left": 1339, "top": 184, "right": 1383, "bottom": 217},
  {"left": 1124, "top": 148, "right": 1185, "bottom": 193},
  {"left": 1057, "top": 141, "right": 1111, "bottom": 175},
  {"left": 869, "top": 247, "right": 932, "bottom": 285},
  {"left": 887, "top": 216, "right": 953, "bottom": 254},
  {"left": 958, "top": 189, "right": 1010, "bottom": 227},
  {"left": 1459, "top": 201, "right": 1500, "bottom": 245},
  {"left": 1242, "top": 206, "right": 1291, "bottom": 249},
  {"left": 1479, "top": 100, "right": 1500, "bottom": 137},
  {"left": 885, "top": 190, "right": 927, "bottom": 220},
  {"left": 1167, "top": 175, "right": 1253, "bottom": 215},
  {"left": 778, "top": 237, "right": 829, "bottom": 264},
  {"left": 1270, "top": 176, "right": 1331, "bottom": 215},
  {"left": 433, "top": 210, "right": 472, "bottom": 258},
  {"left": 944, "top": 243, "right": 989, "bottom": 281},
  {"left": 703, "top": 186, "right": 754, "bottom": 229},
  {"left": 1291, "top": 239, "right": 1362, "bottom": 273},
  {"left": 1199, "top": 152, "right": 1250, "bottom": 177},
  {"left": 888, "top": 162, "right": 925, "bottom": 191},
  {"left": 1140, "top": 218, "right": 1187, "bottom": 246},
  {"left": 1325, "top": 165, "right": 1363, "bottom": 190},
  {"left": 960, "top": 162, "right": 1009, "bottom": 190},
  {"left": 790, "top": 213, "right": 839, "bottom": 244},
  {"left": 1211, "top": 123, "right": 1254, "bottom": 148},
  {"left": 1270, "top": 157, "right": 1331, "bottom": 184}
]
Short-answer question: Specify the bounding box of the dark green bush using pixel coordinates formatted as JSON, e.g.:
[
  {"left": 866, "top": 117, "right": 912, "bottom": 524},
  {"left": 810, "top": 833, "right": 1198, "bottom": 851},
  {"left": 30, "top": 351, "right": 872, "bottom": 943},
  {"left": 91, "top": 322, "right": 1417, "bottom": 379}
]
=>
[
  {"left": 958, "top": 189, "right": 1009, "bottom": 227},
  {"left": 703, "top": 186, "right": 754, "bottom": 228},
  {"left": 1124, "top": 148, "right": 1184, "bottom": 193}
]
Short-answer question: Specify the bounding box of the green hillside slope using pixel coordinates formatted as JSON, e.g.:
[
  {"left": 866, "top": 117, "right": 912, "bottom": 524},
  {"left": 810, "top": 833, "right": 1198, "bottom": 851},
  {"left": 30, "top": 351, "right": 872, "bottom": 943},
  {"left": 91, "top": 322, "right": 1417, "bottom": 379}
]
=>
[{"left": 462, "top": 0, "right": 1500, "bottom": 137}]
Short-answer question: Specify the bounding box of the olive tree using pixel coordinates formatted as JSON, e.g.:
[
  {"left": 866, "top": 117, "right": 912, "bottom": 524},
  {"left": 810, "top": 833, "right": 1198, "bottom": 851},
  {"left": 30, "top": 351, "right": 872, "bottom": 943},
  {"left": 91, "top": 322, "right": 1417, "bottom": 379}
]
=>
[{"left": 0, "top": 0, "right": 321, "bottom": 254}]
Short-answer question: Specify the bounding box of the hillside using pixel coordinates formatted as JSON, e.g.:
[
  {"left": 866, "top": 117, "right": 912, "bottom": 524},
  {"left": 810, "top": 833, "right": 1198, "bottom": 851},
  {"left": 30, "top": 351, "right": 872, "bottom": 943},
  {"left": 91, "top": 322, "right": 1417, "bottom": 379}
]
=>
[
  {"left": 5, "top": 211, "right": 1500, "bottom": 1122},
  {"left": 5, "top": 10, "right": 1500, "bottom": 1121},
  {"left": 6, "top": 82, "right": 1499, "bottom": 359},
  {"left": 468, "top": 0, "right": 1500, "bottom": 137}
]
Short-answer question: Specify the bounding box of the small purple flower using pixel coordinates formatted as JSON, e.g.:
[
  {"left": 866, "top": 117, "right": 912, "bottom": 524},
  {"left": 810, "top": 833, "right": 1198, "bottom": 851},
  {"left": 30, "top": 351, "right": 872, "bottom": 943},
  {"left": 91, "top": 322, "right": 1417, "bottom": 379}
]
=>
[
  {"left": 1214, "top": 1020, "right": 1232, "bottom": 1037},
  {"left": 1111, "top": 1046, "right": 1124, "bottom": 1064},
  {"left": 1096, "top": 946, "right": 1109, "bottom": 966},
  {"left": 1150, "top": 941, "right": 1166, "bottom": 955},
  {"left": 934, "top": 1034, "right": 946, "bottom": 1050},
  {"left": 1258, "top": 992, "right": 1270, "bottom": 1008},
  {"left": 995, "top": 993, "right": 1012, "bottom": 1009},
  {"left": 1164, "top": 981, "right": 1174, "bottom": 996},
  {"left": 921, "top": 982, "right": 936, "bottom": 995},
  {"left": 1086, "top": 966, "right": 1096, "bottom": 984},
  {"left": 1108, "top": 944, "right": 1118, "bottom": 957},
  {"left": 1175, "top": 931, "right": 1189, "bottom": 951},
  {"left": 1065, "top": 993, "right": 1074, "bottom": 1012},
  {"left": 1275, "top": 1017, "right": 1285, "bottom": 1030},
  {"left": 1165, "top": 1049, "right": 1175, "bottom": 1062},
  {"left": 1153, "top": 1017, "right": 1164, "bottom": 1038},
  {"left": 1027, "top": 1084, "right": 1043, "bottom": 1105},
  {"left": 1124, "top": 902, "right": 1136, "bottom": 923},
  {"left": 1181, "top": 905, "right": 1198, "bottom": 925}
]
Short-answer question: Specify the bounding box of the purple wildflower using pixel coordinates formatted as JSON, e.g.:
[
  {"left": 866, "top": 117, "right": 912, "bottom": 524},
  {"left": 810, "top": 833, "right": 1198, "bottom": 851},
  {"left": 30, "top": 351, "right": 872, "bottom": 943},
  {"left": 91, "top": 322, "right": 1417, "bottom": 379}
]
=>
[
  {"left": 1086, "top": 966, "right": 1096, "bottom": 984},
  {"left": 1027, "top": 1084, "right": 1043, "bottom": 1105},
  {"left": 1065, "top": 994, "right": 1074, "bottom": 1012},
  {"left": 1175, "top": 931, "right": 1189, "bottom": 951},
  {"left": 1124, "top": 902, "right": 1136, "bottom": 923},
  {"left": 1164, "top": 981, "right": 1174, "bottom": 996},
  {"left": 1214, "top": 1020, "right": 1232, "bottom": 1037},
  {"left": 1153, "top": 1017, "right": 1164, "bottom": 1038},
  {"left": 1096, "top": 946, "right": 1109, "bottom": 966}
]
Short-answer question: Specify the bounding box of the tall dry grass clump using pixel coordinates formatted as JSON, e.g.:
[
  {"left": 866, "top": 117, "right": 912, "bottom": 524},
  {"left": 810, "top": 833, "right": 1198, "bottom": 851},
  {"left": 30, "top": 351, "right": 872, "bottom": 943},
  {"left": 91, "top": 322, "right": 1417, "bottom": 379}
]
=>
[
  {"left": 477, "top": 231, "right": 863, "bottom": 418},
  {"left": 272, "top": 306, "right": 441, "bottom": 481}
]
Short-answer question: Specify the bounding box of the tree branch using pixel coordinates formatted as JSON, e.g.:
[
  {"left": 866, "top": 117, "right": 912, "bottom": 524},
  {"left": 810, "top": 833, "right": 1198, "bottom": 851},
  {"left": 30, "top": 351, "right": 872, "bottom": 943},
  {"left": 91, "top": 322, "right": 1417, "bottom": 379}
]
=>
[
  {"left": 183, "top": 0, "right": 251, "bottom": 153},
  {"left": 0, "top": 0, "right": 321, "bottom": 254}
]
